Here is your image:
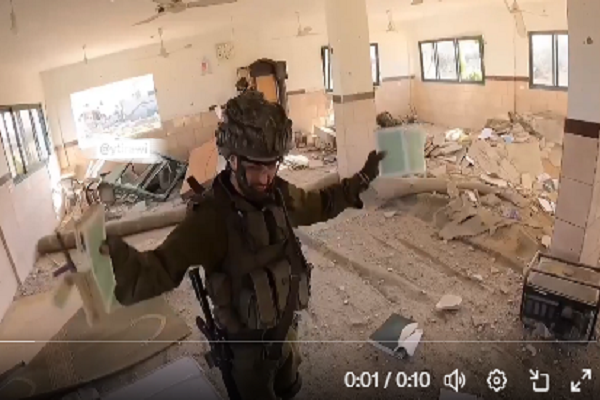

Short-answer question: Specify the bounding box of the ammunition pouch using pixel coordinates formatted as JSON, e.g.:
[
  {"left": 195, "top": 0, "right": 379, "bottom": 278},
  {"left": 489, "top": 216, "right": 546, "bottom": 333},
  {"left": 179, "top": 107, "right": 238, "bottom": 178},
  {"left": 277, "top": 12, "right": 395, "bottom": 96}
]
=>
[{"left": 237, "top": 259, "right": 310, "bottom": 330}]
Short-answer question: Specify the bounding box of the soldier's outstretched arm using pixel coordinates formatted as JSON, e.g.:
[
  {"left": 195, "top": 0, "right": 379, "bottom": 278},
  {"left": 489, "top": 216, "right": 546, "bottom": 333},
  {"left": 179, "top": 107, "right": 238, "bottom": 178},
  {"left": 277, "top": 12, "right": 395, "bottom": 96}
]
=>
[
  {"left": 102, "top": 202, "right": 226, "bottom": 306},
  {"left": 278, "top": 150, "right": 386, "bottom": 227}
]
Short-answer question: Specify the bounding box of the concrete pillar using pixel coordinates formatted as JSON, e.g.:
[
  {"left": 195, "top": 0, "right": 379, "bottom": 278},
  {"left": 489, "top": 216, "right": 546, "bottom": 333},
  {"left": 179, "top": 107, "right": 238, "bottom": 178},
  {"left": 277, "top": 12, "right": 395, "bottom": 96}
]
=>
[
  {"left": 325, "top": 0, "right": 377, "bottom": 178},
  {"left": 550, "top": 0, "right": 600, "bottom": 265}
]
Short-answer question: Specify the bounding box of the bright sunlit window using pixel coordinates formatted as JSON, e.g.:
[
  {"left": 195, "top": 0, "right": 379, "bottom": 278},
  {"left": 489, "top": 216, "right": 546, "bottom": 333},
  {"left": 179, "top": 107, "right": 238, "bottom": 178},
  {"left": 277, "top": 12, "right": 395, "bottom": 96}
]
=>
[
  {"left": 321, "top": 43, "right": 380, "bottom": 92},
  {"left": 419, "top": 36, "right": 484, "bottom": 83},
  {"left": 529, "top": 32, "right": 568, "bottom": 89},
  {"left": 70, "top": 74, "right": 161, "bottom": 142}
]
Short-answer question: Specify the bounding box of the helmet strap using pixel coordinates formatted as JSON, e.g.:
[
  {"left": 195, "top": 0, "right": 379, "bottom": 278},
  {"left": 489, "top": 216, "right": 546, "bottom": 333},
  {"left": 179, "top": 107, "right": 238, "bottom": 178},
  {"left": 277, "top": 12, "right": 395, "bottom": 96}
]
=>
[{"left": 230, "top": 156, "right": 280, "bottom": 203}]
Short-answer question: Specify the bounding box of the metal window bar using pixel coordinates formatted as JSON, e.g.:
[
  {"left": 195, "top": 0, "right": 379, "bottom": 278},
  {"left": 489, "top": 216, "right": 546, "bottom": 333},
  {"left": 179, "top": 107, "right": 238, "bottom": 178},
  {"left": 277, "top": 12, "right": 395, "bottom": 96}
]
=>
[
  {"left": 36, "top": 105, "right": 52, "bottom": 157},
  {"left": 27, "top": 109, "right": 43, "bottom": 161},
  {"left": 0, "top": 112, "right": 19, "bottom": 177},
  {"left": 9, "top": 109, "right": 28, "bottom": 174},
  {"left": 13, "top": 110, "right": 36, "bottom": 170},
  {"left": 453, "top": 39, "right": 461, "bottom": 82},
  {"left": 552, "top": 33, "right": 558, "bottom": 87}
]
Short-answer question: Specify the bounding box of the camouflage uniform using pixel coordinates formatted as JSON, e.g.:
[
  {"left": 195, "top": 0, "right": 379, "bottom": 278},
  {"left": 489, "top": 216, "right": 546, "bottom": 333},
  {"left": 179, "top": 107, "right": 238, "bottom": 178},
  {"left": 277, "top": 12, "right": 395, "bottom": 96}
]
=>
[{"left": 104, "top": 91, "right": 385, "bottom": 400}]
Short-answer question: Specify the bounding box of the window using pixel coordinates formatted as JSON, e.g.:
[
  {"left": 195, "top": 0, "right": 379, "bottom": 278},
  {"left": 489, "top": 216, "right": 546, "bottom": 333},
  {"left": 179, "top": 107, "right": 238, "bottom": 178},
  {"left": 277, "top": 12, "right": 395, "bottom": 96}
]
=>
[
  {"left": 529, "top": 32, "right": 568, "bottom": 89},
  {"left": 0, "top": 104, "right": 51, "bottom": 180},
  {"left": 321, "top": 43, "right": 380, "bottom": 92},
  {"left": 419, "top": 36, "right": 484, "bottom": 83},
  {"left": 70, "top": 74, "right": 161, "bottom": 144}
]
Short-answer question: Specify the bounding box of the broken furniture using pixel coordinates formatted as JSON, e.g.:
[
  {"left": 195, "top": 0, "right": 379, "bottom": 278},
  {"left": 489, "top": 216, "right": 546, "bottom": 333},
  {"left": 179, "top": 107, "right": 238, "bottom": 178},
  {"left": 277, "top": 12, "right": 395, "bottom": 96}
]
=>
[
  {"left": 520, "top": 251, "right": 600, "bottom": 341},
  {"left": 89, "top": 154, "right": 187, "bottom": 204},
  {"left": 102, "top": 357, "right": 222, "bottom": 400},
  {"left": 179, "top": 138, "right": 219, "bottom": 199},
  {"left": 237, "top": 58, "right": 288, "bottom": 111}
]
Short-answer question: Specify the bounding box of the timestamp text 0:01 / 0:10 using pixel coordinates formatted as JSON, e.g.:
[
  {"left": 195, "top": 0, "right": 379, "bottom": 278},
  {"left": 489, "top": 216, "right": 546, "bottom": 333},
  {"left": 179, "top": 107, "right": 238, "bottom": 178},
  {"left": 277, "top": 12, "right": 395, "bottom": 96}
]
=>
[{"left": 344, "top": 372, "right": 432, "bottom": 388}]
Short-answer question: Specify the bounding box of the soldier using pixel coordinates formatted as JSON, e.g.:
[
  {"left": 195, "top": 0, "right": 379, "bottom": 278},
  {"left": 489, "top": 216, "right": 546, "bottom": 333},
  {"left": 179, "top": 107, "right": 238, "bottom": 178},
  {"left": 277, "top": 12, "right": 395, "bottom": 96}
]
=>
[{"left": 100, "top": 90, "right": 386, "bottom": 400}]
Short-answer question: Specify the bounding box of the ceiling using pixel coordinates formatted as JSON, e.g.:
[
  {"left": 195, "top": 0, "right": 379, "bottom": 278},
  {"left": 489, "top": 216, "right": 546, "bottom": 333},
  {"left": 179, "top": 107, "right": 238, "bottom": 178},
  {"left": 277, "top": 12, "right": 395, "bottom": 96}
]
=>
[{"left": 0, "top": 0, "right": 558, "bottom": 72}]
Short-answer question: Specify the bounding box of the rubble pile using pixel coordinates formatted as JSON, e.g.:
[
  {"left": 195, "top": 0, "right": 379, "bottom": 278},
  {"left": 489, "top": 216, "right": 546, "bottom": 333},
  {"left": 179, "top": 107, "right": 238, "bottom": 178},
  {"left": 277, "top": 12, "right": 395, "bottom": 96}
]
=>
[
  {"left": 376, "top": 108, "right": 418, "bottom": 128},
  {"left": 421, "top": 111, "right": 564, "bottom": 247}
]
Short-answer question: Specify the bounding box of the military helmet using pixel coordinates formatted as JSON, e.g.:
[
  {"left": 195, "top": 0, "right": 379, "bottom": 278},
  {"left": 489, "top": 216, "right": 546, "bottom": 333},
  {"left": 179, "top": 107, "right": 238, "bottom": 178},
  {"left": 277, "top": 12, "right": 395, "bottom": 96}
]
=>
[{"left": 216, "top": 90, "right": 293, "bottom": 161}]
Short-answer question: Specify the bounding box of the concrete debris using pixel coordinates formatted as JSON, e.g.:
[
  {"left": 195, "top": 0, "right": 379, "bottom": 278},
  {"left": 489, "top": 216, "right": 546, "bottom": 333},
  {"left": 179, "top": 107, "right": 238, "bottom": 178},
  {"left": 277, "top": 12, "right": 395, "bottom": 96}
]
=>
[
  {"left": 435, "top": 294, "right": 462, "bottom": 311},
  {"left": 541, "top": 235, "right": 552, "bottom": 248},
  {"left": 376, "top": 109, "right": 417, "bottom": 128},
  {"left": 479, "top": 128, "right": 494, "bottom": 140},
  {"left": 445, "top": 128, "right": 467, "bottom": 142},
  {"left": 422, "top": 112, "right": 562, "bottom": 201},
  {"left": 434, "top": 196, "right": 515, "bottom": 241},
  {"left": 521, "top": 173, "right": 533, "bottom": 191},
  {"left": 376, "top": 111, "right": 403, "bottom": 128},
  {"left": 538, "top": 198, "right": 555, "bottom": 214},
  {"left": 480, "top": 193, "right": 501, "bottom": 208},
  {"left": 480, "top": 174, "right": 508, "bottom": 188},
  {"left": 525, "top": 344, "right": 537, "bottom": 357},
  {"left": 465, "top": 190, "right": 478, "bottom": 203},
  {"left": 284, "top": 154, "right": 310, "bottom": 170}
]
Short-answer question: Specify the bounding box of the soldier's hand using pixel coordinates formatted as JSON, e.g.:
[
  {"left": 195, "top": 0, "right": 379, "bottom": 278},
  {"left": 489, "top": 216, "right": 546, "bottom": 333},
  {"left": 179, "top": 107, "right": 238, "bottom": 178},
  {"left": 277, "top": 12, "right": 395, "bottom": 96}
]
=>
[
  {"left": 360, "top": 150, "right": 387, "bottom": 182},
  {"left": 99, "top": 241, "right": 110, "bottom": 256}
]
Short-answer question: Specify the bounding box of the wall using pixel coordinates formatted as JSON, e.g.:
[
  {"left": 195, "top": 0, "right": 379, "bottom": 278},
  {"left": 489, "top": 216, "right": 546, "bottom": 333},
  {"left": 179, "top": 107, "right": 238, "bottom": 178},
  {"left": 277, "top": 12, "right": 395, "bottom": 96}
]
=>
[
  {"left": 410, "top": 0, "right": 568, "bottom": 129},
  {"left": 41, "top": 13, "right": 413, "bottom": 170},
  {"left": 0, "top": 67, "right": 60, "bottom": 323}
]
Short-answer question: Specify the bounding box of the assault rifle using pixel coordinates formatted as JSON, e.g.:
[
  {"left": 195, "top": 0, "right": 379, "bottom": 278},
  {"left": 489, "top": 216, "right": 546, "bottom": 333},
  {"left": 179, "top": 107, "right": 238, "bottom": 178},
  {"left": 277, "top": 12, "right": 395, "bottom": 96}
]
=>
[{"left": 186, "top": 177, "right": 241, "bottom": 400}]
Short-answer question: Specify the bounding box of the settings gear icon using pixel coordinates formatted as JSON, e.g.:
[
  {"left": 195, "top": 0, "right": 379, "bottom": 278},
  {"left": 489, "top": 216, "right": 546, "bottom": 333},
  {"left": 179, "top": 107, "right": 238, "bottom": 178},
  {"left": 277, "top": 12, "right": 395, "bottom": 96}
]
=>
[{"left": 487, "top": 369, "right": 507, "bottom": 392}]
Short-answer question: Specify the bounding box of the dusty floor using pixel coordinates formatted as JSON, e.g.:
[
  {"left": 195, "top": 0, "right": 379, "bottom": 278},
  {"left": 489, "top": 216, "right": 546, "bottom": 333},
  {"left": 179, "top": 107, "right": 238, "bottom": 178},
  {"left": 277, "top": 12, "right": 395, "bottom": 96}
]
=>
[{"left": 11, "top": 156, "right": 600, "bottom": 400}]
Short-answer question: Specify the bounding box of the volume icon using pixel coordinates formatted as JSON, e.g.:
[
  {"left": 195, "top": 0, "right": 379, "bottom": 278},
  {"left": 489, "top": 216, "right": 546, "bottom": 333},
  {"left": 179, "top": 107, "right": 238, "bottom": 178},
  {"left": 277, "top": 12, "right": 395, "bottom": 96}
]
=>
[{"left": 444, "top": 369, "right": 466, "bottom": 392}]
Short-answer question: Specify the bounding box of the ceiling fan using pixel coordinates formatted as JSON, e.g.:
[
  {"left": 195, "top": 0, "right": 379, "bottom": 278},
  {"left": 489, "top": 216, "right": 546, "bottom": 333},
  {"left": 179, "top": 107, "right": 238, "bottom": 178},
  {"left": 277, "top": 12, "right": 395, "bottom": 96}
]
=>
[
  {"left": 385, "top": 10, "right": 397, "bottom": 33},
  {"left": 9, "top": 0, "right": 18, "bottom": 34},
  {"left": 271, "top": 12, "right": 319, "bottom": 40},
  {"left": 133, "top": 0, "right": 237, "bottom": 26},
  {"left": 294, "top": 12, "right": 319, "bottom": 37},
  {"left": 136, "top": 28, "right": 193, "bottom": 60},
  {"left": 502, "top": 0, "right": 546, "bottom": 38}
]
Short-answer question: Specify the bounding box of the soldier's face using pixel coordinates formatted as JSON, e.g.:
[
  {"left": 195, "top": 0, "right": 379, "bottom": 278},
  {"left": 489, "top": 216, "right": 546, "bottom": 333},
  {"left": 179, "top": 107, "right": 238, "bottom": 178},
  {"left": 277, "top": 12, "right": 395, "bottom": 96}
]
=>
[{"left": 232, "top": 156, "right": 279, "bottom": 192}]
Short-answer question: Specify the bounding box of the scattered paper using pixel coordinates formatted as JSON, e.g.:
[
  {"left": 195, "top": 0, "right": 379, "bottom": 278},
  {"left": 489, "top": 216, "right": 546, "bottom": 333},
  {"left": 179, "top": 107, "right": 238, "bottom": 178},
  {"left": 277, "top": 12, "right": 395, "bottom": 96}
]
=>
[
  {"left": 445, "top": 128, "right": 465, "bottom": 141},
  {"left": 465, "top": 190, "right": 478, "bottom": 203},
  {"left": 538, "top": 198, "right": 555, "bottom": 214},
  {"left": 479, "top": 128, "right": 493, "bottom": 140}
]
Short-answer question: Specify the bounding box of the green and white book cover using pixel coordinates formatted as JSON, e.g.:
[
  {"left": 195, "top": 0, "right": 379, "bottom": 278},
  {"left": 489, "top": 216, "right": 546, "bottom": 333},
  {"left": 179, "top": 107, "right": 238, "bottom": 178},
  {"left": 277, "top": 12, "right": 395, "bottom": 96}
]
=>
[
  {"left": 376, "top": 126, "right": 427, "bottom": 177},
  {"left": 77, "top": 204, "right": 118, "bottom": 313}
]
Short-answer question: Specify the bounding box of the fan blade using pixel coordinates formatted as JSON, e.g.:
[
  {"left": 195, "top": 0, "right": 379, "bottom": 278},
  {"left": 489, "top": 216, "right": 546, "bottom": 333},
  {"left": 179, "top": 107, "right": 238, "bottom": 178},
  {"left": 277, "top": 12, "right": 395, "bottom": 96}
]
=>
[
  {"left": 10, "top": 11, "right": 18, "bottom": 34},
  {"left": 185, "top": 0, "right": 237, "bottom": 8},
  {"left": 513, "top": 12, "right": 527, "bottom": 38},
  {"left": 133, "top": 14, "right": 163, "bottom": 26}
]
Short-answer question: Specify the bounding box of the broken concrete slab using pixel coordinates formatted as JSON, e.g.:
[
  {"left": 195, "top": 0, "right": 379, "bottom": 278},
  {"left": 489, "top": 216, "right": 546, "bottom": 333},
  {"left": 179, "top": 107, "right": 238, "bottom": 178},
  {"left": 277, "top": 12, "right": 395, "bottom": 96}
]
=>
[
  {"left": 529, "top": 111, "right": 565, "bottom": 144},
  {"left": 505, "top": 142, "right": 544, "bottom": 178},
  {"left": 436, "top": 294, "right": 462, "bottom": 311},
  {"left": 468, "top": 140, "right": 520, "bottom": 184}
]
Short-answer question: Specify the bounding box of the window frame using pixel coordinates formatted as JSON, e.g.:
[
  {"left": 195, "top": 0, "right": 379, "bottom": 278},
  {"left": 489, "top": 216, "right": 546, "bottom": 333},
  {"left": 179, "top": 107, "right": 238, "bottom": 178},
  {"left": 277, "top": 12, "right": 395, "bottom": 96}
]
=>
[
  {"left": 321, "top": 43, "right": 381, "bottom": 92},
  {"left": 528, "top": 30, "right": 568, "bottom": 91},
  {"left": 418, "top": 35, "right": 486, "bottom": 85},
  {"left": 0, "top": 103, "right": 52, "bottom": 183}
]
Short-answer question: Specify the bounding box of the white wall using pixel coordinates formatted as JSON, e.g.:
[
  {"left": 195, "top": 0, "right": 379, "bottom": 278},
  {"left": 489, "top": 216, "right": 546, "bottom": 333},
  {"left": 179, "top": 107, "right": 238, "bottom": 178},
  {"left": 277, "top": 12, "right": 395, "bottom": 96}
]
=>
[
  {"left": 0, "top": 67, "right": 60, "bottom": 323},
  {"left": 41, "top": 26, "right": 261, "bottom": 145},
  {"left": 409, "top": 0, "right": 567, "bottom": 78},
  {"left": 41, "top": 12, "right": 412, "bottom": 146}
]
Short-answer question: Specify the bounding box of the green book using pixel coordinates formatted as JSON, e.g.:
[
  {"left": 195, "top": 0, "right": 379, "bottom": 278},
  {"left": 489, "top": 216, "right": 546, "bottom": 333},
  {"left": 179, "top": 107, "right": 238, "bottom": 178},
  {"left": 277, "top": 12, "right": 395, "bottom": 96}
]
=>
[
  {"left": 368, "top": 313, "right": 423, "bottom": 359},
  {"left": 75, "top": 204, "right": 118, "bottom": 313},
  {"left": 376, "top": 126, "right": 427, "bottom": 177}
]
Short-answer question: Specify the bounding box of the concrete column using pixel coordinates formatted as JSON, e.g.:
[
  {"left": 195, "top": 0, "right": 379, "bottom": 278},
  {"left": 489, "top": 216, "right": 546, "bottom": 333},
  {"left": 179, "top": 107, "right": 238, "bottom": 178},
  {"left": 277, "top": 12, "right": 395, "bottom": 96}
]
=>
[
  {"left": 550, "top": 0, "right": 600, "bottom": 265},
  {"left": 325, "top": 0, "right": 377, "bottom": 178}
]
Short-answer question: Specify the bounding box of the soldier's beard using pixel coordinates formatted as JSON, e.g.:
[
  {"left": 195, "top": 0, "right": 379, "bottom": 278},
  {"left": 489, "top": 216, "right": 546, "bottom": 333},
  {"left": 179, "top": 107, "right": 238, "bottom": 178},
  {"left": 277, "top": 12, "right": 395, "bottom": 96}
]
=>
[{"left": 232, "top": 164, "right": 275, "bottom": 203}]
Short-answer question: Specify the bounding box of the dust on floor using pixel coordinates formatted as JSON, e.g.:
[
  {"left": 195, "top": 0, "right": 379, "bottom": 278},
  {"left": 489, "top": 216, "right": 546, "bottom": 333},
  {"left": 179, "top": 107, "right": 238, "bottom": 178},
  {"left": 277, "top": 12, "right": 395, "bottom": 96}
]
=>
[{"left": 11, "top": 146, "right": 600, "bottom": 399}]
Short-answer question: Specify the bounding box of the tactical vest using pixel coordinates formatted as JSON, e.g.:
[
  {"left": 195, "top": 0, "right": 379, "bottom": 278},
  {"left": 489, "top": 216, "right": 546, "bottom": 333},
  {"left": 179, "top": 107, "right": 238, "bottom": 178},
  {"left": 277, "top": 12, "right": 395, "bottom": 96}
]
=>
[{"left": 204, "top": 182, "right": 311, "bottom": 334}]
